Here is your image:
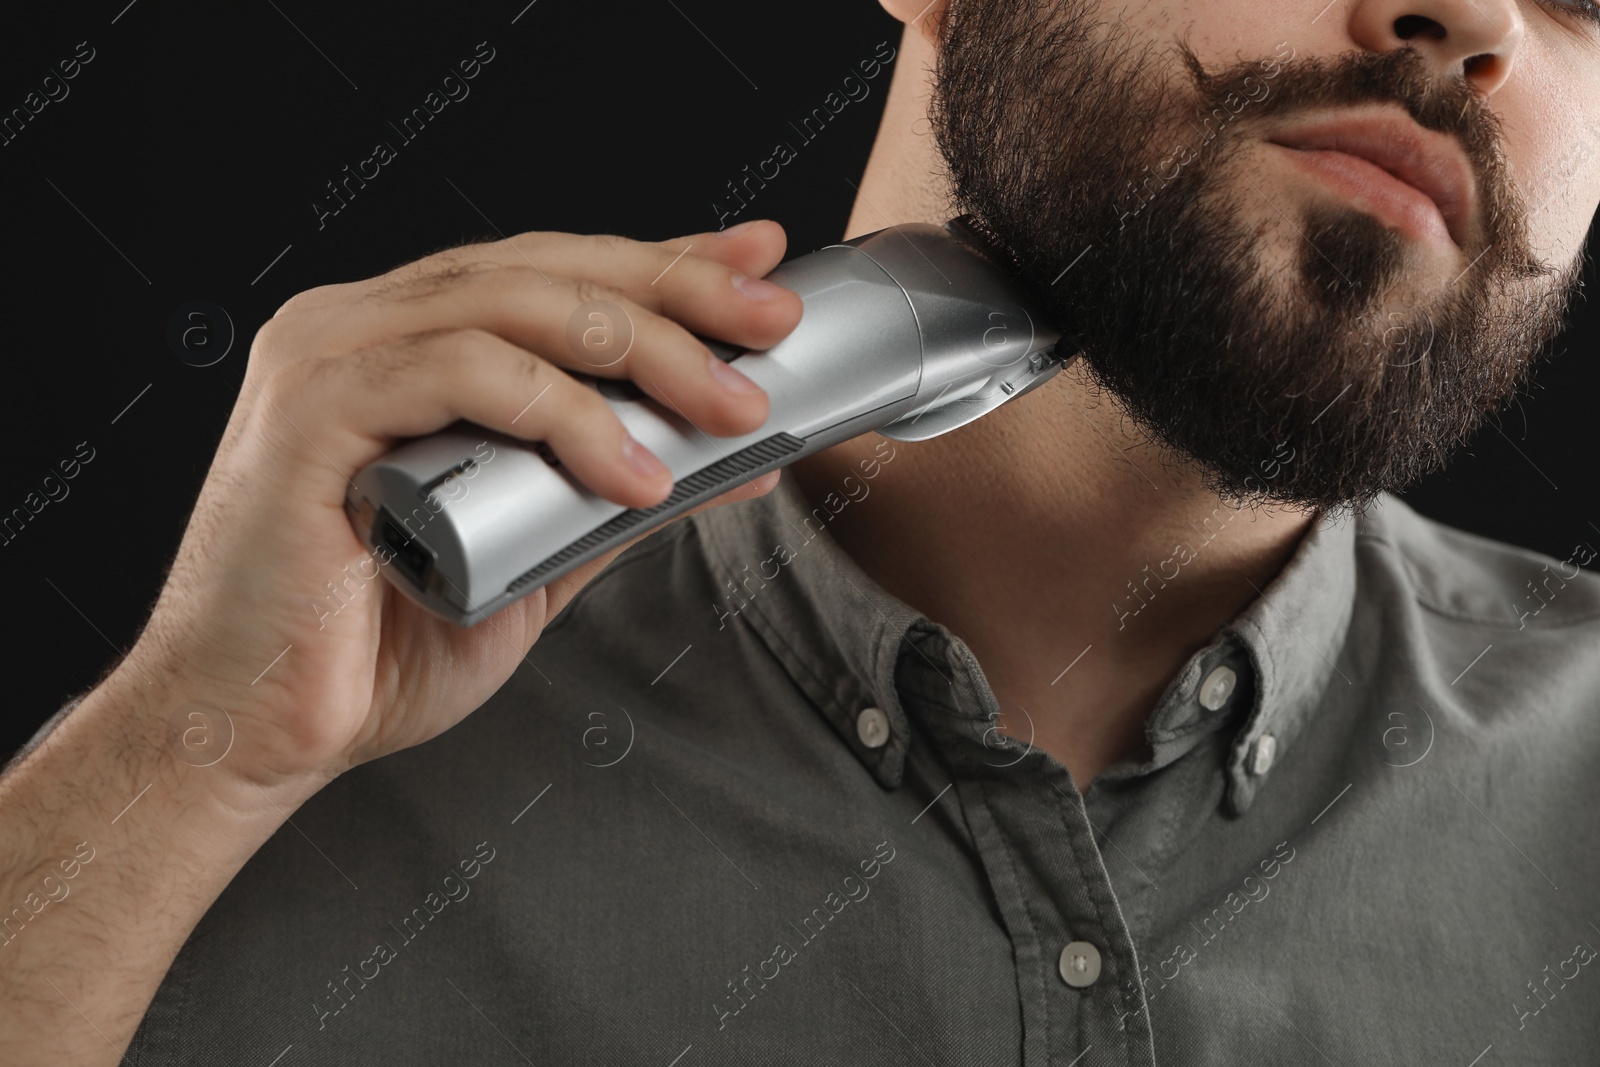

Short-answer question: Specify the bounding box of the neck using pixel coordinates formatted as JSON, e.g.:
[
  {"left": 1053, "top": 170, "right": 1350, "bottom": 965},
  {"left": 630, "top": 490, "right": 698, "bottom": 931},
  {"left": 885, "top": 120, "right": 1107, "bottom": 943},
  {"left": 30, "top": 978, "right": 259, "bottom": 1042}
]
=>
[{"left": 787, "top": 23, "right": 1315, "bottom": 790}]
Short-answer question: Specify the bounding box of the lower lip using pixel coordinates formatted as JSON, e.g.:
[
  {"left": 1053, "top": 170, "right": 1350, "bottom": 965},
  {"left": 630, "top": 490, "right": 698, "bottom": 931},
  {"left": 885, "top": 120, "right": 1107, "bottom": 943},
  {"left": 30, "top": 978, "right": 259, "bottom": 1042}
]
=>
[{"left": 1267, "top": 143, "right": 1454, "bottom": 248}]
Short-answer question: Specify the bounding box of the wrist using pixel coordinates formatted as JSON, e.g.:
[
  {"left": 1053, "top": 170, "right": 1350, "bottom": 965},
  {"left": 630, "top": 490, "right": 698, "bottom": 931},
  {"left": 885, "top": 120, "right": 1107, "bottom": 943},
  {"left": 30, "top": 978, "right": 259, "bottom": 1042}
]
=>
[
  {"left": 0, "top": 647, "right": 330, "bottom": 1063},
  {"left": 131, "top": 622, "right": 345, "bottom": 786},
  {"left": 69, "top": 648, "right": 332, "bottom": 829}
]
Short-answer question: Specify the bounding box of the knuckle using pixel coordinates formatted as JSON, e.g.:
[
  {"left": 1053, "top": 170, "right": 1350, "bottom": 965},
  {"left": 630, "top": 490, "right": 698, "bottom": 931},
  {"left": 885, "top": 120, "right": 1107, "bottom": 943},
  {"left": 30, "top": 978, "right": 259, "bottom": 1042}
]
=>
[
  {"left": 272, "top": 285, "right": 329, "bottom": 318},
  {"left": 452, "top": 324, "right": 496, "bottom": 352},
  {"left": 465, "top": 328, "right": 552, "bottom": 403},
  {"left": 634, "top": 246, "right": 692, "bottom": 292},
  {"left": 249, "top": 315, "right": 283, "bottom": 355},
  {"left": 248, "top": 314, "right": 296, "bottom": 369},
  {"left": 255, "top": 283, "right": 357, "bottom": 366},
  {"left": 588, "top": 232, "right": 634, "bottom": 256},
  {"left": 506, "top": 229, "right": 561, "bottom": 251},
  {"left": 568, "top": 278, "right": 625, "bottom": 309},
  {"left": 500, "top": 231, "right": 570, "bottom": 272},
  {"left": 561, "top": 283, "right": 638, "bottom": 370}
]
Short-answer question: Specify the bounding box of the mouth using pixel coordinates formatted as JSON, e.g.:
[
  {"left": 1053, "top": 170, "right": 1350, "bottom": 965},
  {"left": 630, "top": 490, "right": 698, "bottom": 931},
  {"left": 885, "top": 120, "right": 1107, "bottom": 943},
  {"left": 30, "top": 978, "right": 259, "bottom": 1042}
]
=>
[{"left": 1264, "top": 104, "right": 1476, "bottom": 251}]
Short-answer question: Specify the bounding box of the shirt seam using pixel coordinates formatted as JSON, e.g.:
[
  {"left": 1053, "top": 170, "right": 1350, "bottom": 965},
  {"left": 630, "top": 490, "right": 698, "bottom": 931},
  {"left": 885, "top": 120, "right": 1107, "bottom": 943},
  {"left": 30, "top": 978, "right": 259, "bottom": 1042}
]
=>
[
  {"left": 1354, "top": 530, "right": 1600, "bottom": 630},
  {"left": 748, "top": 591, "right": 867, "bottom": 733},
  {"left": 976, "top": 773, "right": 1052, "bottom": 1066},
  {"left": 709, "top": 526, "right": 902, "bottom": 783},
  {"left": 684, "top": 510, "right": 834, "bottom": 700},
  {"left": 1053, "top": 769, "right": 1142, "bottom": 1067}
]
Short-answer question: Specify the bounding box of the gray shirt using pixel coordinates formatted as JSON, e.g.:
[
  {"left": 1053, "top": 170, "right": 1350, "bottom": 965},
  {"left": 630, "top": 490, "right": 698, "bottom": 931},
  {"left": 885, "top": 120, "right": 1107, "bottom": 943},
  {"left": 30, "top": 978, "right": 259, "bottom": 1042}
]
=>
[{"left": 129, "top": 469, "right": 1600, "bottom": 1066}]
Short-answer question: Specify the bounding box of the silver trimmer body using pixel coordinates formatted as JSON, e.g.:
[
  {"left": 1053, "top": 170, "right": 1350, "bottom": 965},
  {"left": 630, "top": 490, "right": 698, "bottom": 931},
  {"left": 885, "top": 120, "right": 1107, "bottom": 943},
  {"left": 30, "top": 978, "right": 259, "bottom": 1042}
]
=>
[{"left": 344, "top": 218, "right": 1069, "bottom": 626}]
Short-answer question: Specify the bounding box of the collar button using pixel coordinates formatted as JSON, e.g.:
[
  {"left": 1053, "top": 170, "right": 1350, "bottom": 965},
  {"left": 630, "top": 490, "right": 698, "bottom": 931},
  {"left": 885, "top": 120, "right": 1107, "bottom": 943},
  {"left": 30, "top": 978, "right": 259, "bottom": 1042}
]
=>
[
  {"left": 856, "top": 705, "right": 891, "bottom": 749},
  {"left": 1249, "top": 732, "right": 1278, "bottom": 775},
  {"left": 1198, "top": 664, "right": 1238, "bottom": 710}
]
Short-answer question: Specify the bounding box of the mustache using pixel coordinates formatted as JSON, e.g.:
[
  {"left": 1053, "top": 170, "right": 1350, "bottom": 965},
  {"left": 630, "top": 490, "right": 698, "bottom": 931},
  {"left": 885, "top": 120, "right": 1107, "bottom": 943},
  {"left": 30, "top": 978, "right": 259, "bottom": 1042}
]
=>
[
  {"left": 1176, "top": 41, "right": 1549, "bottom": 279},
  {"left": 1180, "top": 41, "right": 1496, "bottom": 159}
]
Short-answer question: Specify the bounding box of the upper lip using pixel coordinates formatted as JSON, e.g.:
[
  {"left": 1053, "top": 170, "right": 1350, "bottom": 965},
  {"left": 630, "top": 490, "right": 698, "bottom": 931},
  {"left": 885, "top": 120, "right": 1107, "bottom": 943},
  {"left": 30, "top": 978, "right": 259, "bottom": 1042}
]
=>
[{"left": 1266, "top": 105, "right": 1476, "bottom": 248}]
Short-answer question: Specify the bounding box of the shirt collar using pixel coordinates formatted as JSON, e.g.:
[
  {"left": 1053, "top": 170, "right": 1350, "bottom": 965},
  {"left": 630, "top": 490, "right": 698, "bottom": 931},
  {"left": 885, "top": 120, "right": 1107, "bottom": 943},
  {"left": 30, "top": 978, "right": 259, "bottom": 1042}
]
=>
[
  {"left": 1212, "top": 502, "right": 1359, "bottom": 813},
  {"left": 692, "top": 471, "right": 1362, "bottom": 815}
]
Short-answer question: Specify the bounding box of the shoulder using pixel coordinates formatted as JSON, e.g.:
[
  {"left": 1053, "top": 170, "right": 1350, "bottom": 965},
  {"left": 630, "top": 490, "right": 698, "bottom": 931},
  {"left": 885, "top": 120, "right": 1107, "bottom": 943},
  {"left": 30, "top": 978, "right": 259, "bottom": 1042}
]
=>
[
  {"left": 1354, "top": 492, "right": 1600, "bottom": 632},
  {"left": 1342, "top": 493, "right": 1600, "bottom": 737}
]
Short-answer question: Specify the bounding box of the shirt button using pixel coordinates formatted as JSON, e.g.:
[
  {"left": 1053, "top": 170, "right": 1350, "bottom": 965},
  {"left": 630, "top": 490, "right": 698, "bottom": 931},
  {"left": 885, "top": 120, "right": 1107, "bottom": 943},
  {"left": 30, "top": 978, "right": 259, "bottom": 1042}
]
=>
[
  {"left": 1058, "top": 940, "right": 1101, "bottom": 988},
  {"left": 1249, "top": 732, "right": 1277, "bottom": 775},
  {"left": 855, "top": 706, "right": 891, "bottom": 749},
  {"left": 1198, "top": 664, "right": 1238, "bottom": 710}
]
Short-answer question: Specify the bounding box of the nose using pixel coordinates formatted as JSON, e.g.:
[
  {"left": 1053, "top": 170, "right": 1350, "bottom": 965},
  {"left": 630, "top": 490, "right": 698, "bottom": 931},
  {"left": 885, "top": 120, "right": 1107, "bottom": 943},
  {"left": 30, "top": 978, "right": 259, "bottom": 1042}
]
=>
[{"left": 1346, "top": 0, "right": 1524, "bottom": 95}]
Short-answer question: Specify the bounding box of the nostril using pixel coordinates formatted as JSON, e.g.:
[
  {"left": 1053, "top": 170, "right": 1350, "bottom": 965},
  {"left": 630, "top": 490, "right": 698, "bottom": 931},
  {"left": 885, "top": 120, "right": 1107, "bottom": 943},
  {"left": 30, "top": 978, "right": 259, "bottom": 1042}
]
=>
[
  {"left": 1394, "top": 13, "right": 1448, "bottom": 40},
  {"left": 1463, "top": 52, "right": 1496, "bottom": 79}
]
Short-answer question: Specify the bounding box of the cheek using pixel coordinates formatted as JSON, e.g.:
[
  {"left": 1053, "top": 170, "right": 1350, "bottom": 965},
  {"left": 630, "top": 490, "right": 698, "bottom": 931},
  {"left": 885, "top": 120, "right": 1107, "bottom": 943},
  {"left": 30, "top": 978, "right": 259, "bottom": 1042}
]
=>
[
  {"left": 1142, "top": 0, "right": 1293, "bottom": 70},
  {"left": 1501, "top": 36, "right": 1600, "bottom": 263}
]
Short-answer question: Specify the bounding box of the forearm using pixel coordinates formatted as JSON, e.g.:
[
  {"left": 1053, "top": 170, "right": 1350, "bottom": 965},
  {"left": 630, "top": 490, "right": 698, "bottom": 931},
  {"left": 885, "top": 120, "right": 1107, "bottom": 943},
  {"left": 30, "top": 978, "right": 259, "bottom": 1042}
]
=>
[{"left": 0, "top": 659, "right": 325, "bottom": 1065}]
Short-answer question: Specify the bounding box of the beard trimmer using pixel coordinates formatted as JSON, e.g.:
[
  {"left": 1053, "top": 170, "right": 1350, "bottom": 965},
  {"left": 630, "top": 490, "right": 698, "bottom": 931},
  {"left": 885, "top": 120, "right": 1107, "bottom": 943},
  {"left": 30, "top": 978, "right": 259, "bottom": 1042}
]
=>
[{"left": 344, "top": 217, "right": 1069, "bottom": 626}]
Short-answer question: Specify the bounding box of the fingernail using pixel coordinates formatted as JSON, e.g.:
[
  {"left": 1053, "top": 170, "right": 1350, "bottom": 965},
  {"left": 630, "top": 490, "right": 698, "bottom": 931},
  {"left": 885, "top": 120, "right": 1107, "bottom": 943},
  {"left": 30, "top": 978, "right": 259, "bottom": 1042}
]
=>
[
  {"left": 708, "top": 350, "right": 764, "bottom": 394},
  {"left": 622, "top": 434, "right": 669, "bottom": 479},
  {"left": 732, "top": 272, "right": 788, "bottom": 301},
  {"left": 717, "top": 219, "right": 765, "bottom": 239}
]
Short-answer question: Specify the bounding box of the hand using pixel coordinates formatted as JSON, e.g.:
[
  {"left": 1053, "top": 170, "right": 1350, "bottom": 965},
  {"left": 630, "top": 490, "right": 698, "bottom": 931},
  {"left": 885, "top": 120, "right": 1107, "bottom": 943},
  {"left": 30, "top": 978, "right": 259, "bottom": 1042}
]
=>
[{"left": 128, "top": 219, "right": 803, "bottom": 793}]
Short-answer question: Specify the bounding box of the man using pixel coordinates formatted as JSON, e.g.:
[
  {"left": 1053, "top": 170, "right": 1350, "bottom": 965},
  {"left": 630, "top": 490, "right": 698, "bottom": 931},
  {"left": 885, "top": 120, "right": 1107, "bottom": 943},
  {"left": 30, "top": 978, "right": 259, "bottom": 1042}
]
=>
[{"left": 3, "top": 0, "right": 1598, "bottom": 1061}]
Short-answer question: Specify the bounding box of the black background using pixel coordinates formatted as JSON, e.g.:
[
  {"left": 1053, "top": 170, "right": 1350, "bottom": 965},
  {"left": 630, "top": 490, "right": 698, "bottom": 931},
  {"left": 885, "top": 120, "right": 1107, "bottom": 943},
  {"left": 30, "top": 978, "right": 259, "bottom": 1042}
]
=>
[{"left": 1, "top": 1, "right": 1594, "bottom": 759}]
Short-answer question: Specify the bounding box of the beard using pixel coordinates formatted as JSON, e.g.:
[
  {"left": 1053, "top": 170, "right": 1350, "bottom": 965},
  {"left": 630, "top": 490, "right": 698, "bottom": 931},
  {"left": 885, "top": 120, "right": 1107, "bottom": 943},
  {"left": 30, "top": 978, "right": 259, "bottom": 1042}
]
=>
[{"left": 928, "top": 0, "right": 1584, "bottom": 512}]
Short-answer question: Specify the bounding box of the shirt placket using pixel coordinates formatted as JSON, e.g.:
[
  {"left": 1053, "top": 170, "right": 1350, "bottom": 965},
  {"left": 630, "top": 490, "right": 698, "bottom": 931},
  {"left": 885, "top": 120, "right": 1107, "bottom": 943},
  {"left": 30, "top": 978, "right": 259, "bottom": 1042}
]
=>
[{"left": 902, "top": 633, "right": 1159, "bottom": 1067}]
